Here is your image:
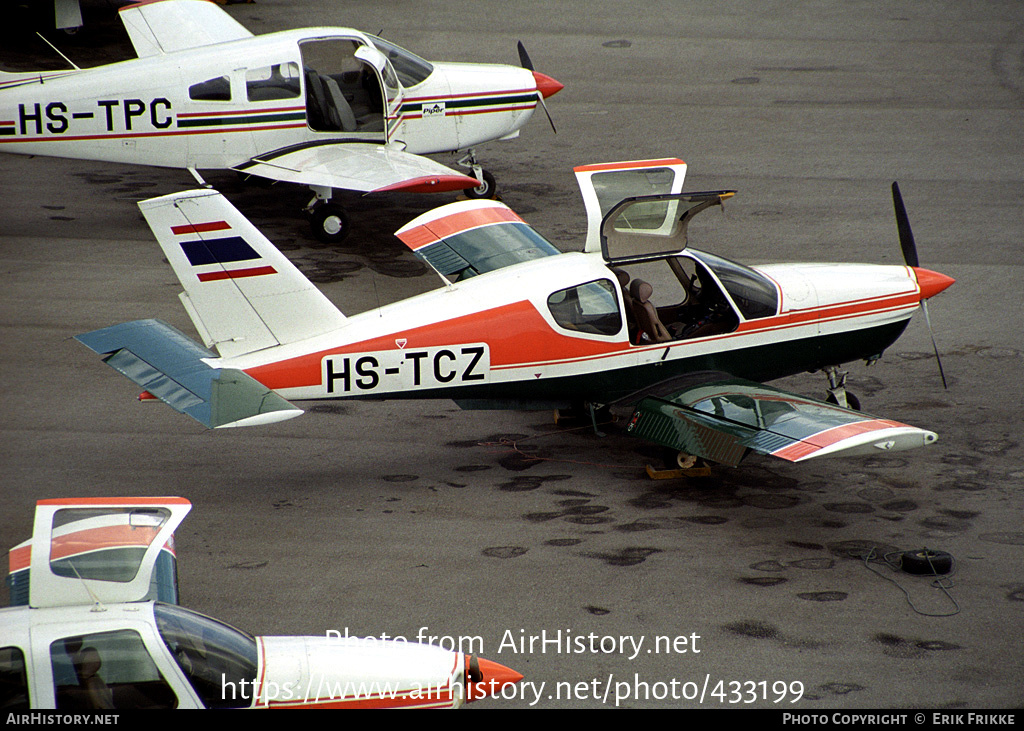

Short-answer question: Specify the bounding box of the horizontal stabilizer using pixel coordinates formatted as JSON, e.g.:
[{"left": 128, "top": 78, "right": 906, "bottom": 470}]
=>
[
  {"left": 76, "top": 319, "right": 302, "bottom": 428},
  {"left": 627, "top": 376, "right": 936, "bottom": 466}
]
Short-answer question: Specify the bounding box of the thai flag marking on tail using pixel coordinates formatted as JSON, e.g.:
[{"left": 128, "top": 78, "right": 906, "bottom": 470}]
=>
[{"left": 171, "top": 221, "right": 279, "bottom": 281}]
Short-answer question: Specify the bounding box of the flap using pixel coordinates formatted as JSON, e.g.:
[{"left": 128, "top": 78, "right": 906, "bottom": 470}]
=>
[
  {"left": 119, "top": 0, "right": 253, "bottom": 58},
  {"left": 27, "top": 498, "right": 191, "bottom": 608},
  {"left": 574, "top": 158, "right": 687, "bottom": 253},
  {"left": 394, "top": 200, "right": 561, "bottom": 282},
  {"left": 235, "top": 142, "right": 478, "bottom": 194},
  {"left": 627, "top": 376, "right": 937, "bottom": 466}
]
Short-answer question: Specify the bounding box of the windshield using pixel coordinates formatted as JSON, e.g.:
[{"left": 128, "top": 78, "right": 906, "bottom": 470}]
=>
[
  {"left": 154, "top": 603, "right": 258, "bottom": 709},
  {"left": 367, "top": 34, "right": 434, "bottom": 86},
  {"left": 692, "top": 251, "right": 778, "bottom": 319}
]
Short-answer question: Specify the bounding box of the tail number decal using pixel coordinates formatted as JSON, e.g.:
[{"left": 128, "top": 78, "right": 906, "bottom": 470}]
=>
[{"left": 323, "top": 345, "right": 488, "bottom": 394}]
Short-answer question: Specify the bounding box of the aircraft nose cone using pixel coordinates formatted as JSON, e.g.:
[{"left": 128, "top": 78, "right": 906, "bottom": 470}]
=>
[
  {"left": 913, "top": 267, "right": 955, "bottom": 300},
  {"left": 532, "top": 70, "right": 564, "bottom": 98},
  {"left": 465, "top": 655, "right": 523, "bottom": 702}
]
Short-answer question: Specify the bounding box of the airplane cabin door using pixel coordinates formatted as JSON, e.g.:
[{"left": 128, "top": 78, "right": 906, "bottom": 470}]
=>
[{"left": 354, "top": 45, "right": 406, "bottom": 145}]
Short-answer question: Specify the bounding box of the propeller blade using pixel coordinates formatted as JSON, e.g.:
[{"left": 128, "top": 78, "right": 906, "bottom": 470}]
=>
[
  {"left": 538, "top": 95, "right": 557, "bottom": 134},
  {"left": 921, "top": 300, "right": 949, "bottom": 389},
  {"left": 517, "top": 40, "right": 534, "bottom": 70},
  {"left": 892, "top": 181, "right": 919, "bottom": 268},
  {"left": 518, "top": 42, "right": 560, "bottom": 133}
]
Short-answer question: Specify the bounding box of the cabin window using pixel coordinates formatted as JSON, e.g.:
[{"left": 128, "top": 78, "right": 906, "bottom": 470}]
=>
[
  {"left": 548, "top": 279, "right": 623, "bottom": 336},
  {"left": 188, "top": 76, "right": 231, "bottom": 102},
  {"left": 245, "top": 62, "right": 301, "bottom": 101},
  {"left": 0, "top": 647, "right": 30, "bottom": 710},
  {"left": 50, "top": 631, "right": 177, "bottom": 710}
]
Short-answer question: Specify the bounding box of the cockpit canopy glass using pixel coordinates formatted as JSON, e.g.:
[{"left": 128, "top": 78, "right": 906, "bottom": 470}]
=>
[
  {"left": 366, "top": 34, "right": 434, "bottom": 87},
  {"left": 692, "top": 251, "right": 778, "bottom": 319},
  {"left": 154, "top": 603, "right": 258, "bottom": 709}
]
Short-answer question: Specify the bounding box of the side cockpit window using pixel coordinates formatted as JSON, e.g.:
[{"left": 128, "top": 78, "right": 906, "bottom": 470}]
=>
[
  {"left": 246, "top": 62, "right": 301, "bottom": 102},
  {"left": 547, "top": 279, "right": 623, "bottom": 336},
  {"left": 50, "top": 631, "right": 177, "bottom": 710},
  {"left": 188, "top": 76, "right": 231, "bottom": 102}
]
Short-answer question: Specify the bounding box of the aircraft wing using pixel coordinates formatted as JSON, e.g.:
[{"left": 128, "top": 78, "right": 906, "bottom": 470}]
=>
[
  {"left": 234, "top": 143, "right": 479, "bottom": 194},
  {"left": 625, "top": 375, "right": 937, "bottom": 467},
  {"left": 394, "top": 199, "right": 562, "bottom": 282},
  {"left": 119, "top": 0, "right": 253, "bottom": 57}
]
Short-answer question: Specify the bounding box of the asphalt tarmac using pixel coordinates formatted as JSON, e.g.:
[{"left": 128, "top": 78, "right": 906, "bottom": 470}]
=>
[{"left": 1, "top": 0, "right": 1022, "bottom": 710}]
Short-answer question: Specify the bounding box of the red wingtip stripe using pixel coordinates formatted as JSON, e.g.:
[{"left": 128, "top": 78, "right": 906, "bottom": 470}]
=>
[
  {"left": 197, "top": 266, "right": 276, "bottom": 282},
  {"left": 171, "top": 221, "right": 231, "bottom": 236},
  {"left": 372, "top": 174, "right": 479, "bottom": 194},
  {"left": 771, "top": 419, "right": 905, "bottom": 461}
]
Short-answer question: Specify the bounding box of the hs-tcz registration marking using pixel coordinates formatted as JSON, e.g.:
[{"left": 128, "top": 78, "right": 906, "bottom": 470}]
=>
[{"left": 323, "top": 345, "right": 489, "bottom": 394}]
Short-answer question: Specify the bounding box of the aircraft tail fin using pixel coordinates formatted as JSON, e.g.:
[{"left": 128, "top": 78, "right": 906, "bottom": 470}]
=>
[
  {"left": 76, "top": 319, "right": 303, "bottom": 429},
  {"left": 119, "top": 0, "right": 253, "bottom": 58},
  {"left": 139, "top": 189, "right": 347, "bottom": 359}
]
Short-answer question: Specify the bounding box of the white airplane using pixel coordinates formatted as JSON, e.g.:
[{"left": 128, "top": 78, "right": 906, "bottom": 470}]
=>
[
  {"left": 2, "top": 497, "right": 523, "bottom": 709},
  {"left": 0, "top": 0, "right": 563, "bottom": 242},
  {"left": 76, "top": 158, "right": 955, "bottom": 470}
]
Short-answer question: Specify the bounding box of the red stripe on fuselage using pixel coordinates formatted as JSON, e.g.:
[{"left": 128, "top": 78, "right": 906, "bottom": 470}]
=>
[{"left": 244, "top": 291, "right": 918, "bottom": 390}]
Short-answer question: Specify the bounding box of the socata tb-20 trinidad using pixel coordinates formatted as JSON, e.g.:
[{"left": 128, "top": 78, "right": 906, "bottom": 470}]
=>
[
  {"left": 2, "top": 497, "right": 523, "bottom": 709},
  {"left": 0, "top": 0, "right": 562, "bottom": 242},
  {"left": 76, "top": 158, "right": 954, "bottom": 469}
]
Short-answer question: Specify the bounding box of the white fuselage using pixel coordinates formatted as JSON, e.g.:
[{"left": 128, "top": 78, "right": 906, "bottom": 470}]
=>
[{"left": 0, "top": 29, "right": 539, "bottom": 169}]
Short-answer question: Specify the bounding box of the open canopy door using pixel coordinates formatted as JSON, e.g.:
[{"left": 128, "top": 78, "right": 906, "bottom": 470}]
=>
[
  {"left": 600, "top": 191, "right": 734, "bottom": 263},
  {"left": 27, "top": 497, "right": 191, "bottom": 608},
  {"left": 574, "top": 158, "right": 687, "bottom": 253}
]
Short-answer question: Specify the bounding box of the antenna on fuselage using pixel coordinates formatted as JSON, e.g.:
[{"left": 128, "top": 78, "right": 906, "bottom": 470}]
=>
[{"left": 35, "top": 33, "right": 81, "bottom": 71}]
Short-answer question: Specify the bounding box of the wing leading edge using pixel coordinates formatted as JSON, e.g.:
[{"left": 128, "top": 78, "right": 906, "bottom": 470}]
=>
[{"left": 626, "top": 377, "right": 937, "bottom": 467}]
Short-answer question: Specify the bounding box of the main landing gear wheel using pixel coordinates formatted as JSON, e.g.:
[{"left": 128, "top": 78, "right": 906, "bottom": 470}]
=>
[
  {"left": 309, "top": 203, "right": 350, "bottom": 244},
  {"left": 465, "top": 170, "right": 497, "bottom": 199}
]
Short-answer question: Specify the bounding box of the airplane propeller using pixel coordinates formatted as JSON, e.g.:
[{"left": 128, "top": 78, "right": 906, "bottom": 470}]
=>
[
  {"left": 892, "top": 181, "right": 948, "bottom": 389},
  {"left": 517, "top": 41, "right": 560, "bottom": 134}
]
